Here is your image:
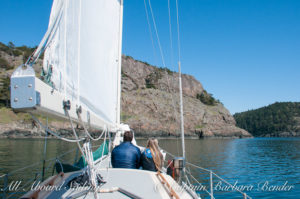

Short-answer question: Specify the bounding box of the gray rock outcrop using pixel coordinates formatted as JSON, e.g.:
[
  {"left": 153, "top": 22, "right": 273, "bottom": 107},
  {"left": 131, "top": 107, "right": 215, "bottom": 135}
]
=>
[{"left": 121, "top": 56, "right": 251, "bottom": 138}]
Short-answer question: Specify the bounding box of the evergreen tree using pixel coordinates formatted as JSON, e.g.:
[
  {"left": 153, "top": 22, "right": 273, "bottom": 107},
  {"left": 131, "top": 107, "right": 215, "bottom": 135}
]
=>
[{"left": 234, "top": 102, "right": 300, "bottom": 136}]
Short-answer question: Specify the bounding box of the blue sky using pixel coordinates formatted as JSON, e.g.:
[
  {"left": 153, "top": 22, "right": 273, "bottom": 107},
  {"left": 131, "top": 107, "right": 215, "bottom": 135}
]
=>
[{"left": 1, "top": 0, "right": 299, "bottom": 114}]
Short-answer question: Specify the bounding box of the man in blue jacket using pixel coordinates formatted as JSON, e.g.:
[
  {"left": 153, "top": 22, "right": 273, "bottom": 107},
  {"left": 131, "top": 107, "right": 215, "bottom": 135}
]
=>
[{"left": 111, "top": 131, "right": 141, "bottom": 169}]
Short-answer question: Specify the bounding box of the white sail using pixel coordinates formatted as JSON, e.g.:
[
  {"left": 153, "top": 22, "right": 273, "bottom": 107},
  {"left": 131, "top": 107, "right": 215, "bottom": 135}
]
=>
[{"left": 43, "top": 0, "right": 123, "bottom": 126}]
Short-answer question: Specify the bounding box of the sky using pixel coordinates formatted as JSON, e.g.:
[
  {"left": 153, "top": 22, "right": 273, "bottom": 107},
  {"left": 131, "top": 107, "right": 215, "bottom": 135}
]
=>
[{"left": 0, "top": 0, "right": 299, "bottom": 114}]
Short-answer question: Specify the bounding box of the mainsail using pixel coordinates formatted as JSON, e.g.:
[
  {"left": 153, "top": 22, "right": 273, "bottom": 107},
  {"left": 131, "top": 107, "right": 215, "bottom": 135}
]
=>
[{"left": 42, "top": 0, "right": 123, "bottom": 127}]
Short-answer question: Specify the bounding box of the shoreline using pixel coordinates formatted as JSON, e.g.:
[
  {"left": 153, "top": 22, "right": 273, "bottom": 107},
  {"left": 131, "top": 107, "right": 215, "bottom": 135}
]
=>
[
  {"left": 1, "top": 126, "right": 298, "bottom": 139},
  {"left": 1, "top": 134, "right": 298, "bottom": 139},
  {"left": 0, "top": 131, "right": 253, "bottom": 139},
  {"left": 2, "top": 133, "right": 298, "bottom": 140}
]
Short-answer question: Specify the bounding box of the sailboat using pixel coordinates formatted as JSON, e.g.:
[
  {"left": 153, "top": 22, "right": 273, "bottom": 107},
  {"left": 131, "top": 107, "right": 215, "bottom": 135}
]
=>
[
  {"left": 8, "top": 0, "right": 251, "bottom": 199},
  {"left": 9, "top": 0, "right": 197, "bottom": 198}
]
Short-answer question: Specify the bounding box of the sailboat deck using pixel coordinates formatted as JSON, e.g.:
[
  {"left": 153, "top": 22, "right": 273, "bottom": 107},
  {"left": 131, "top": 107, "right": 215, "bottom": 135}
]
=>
[
  {"left": 24, "top": 155, "right": 195, "bottom": 199},
  {"left": 37, "top": 169, "right": 194, "bottom": 199},
  {"left": 64, "top": 169, "right": 185, "bottom": 199}
]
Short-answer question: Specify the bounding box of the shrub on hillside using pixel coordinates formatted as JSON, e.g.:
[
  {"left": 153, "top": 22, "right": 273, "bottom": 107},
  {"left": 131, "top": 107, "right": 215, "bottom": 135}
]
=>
[
  {"left": 197, "top": 90, "right": 219, "bottom": 106},
  {"left": 0, "top": 58, "right": 12, "bottom": 69},
  {"left": 0, "top": 77, "right": 10, "bottom": 107}
]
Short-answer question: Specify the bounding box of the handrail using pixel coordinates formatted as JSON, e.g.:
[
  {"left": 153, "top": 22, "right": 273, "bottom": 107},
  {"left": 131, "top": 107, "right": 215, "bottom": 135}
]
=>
[
  {"left": 0, "top": 143, "right": 103, "bottom": 179},
  {"left": 212, "top": 172, "right": 251, "bottom": 199},
  {"left": 21, "top": 172, "right": 64, "bottom": 199},
  {"left": 163, "top": 149, "right": 252, "bottom": 199},
  {"left": 185, "top": 162, "right": 211, "bottom": 173},
  {"left": 185, "top": 162, "right": 252, "bottom": 198},
  {"left": 0, "top": 161, "right": 41, "bottom": 177},
  {"left": 185, "top": 169, "right": 214, "bottom": 198},
  {"left": 0, "top": 143, "right": 97, "bottom": 199},
  {"left": 186, "top": 163, "right": 252, "bottom": 199}
]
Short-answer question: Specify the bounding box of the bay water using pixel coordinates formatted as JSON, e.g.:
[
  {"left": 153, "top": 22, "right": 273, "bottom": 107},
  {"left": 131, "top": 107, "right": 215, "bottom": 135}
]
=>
[{"left": 0, "top": 138, "right": 299, "bottom": 198}]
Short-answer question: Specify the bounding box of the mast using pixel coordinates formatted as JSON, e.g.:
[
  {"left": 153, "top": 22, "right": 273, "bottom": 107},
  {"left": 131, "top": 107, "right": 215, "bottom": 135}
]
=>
[{"left": 178, "top": 61, "right": 185, "bottom": 160}]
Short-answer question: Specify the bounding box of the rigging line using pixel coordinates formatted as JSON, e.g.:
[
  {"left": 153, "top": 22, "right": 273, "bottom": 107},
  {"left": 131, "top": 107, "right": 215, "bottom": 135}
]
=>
[
  {"left": 29, "top": 113, "right": 85, "bottom": 143},
  {"left": 163, "top": 149, "right": 175, "bottom": 158},
  {"left": 27, "top": 1, "right": 64, "bottom": 66},
  {"left": 175, "top": 0, "right": 181, "bottom": 62},
  {"left": 143, "top": 0, "right": 158, "bottom": 64},
  {"left": 77, "top": 109, "right": 107, "bottom": 141},
  {"left": 64, "top": 109, "right": 88, "bottom": 162},
  {"left": 212, "top": 172, "right": 251, "bottom": 198},
  {"left": 64, "top": 109, "right": 97, "bottom": 174},
  {"left": 96, "top": 130, "right": 108, "bottom": 173},
  {"left": 74, "top": 109, "right": 103, "bottom": 198},
  {"left": 46, "top": 148, "right": 78, "bottom": 162},
  {"left": 185, "top": 170, "right": 213, "bottom": 197},
  {"left": 184, "top": 173, "right": 192, "bottom": 188},
  {"left": 166, "top": 0, "right": 181, "bottom": 156},
  {"left": 167, "top": 0, "right": 174, "bottom": 65},
  {"left": 143, "top": 0, "right": 181, "bottom": 153},
  {"left": 147, "top": 0, "right": 181, "bottom": 145},
  {"left": 165, "top": 160, "right": 173, "bottom": 170},
  {"left": 42, "top": 117, "right": 49, "bottom": 181},
  {"left": 86, "top": 126, "right": 106, "bottom": 141},
  {"left": 83, "top": 142, "right": 98, "bottom": 198},
  {"left": 140, "top": 0, "right": 164, "bottom": 129},
  {"left": 185, "top": 162, "right": 211, "bottom": 173},
  {"left": 3, "top": 161, "right": 41, "bottom": 176},
  {"left": 64, "top": 126, "right": 98, "bottom": 196},
  {"left": 186, "top": 168, "right": 251, "bottom": 199},
  {"left": 148, "top": 0, "right": 166, "bottom": 68},
  {"left": 101, "top": 131, "right": 107, "bottom": 159}
]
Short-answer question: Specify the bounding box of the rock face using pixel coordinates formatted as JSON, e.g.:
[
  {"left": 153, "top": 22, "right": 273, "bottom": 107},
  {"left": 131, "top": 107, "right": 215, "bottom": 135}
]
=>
[
  {"left": 0, "top": 46, "right": 251, "bottom": 138},
  {"left": 121, "top": 56, "right": 251, "bottom": 138}
]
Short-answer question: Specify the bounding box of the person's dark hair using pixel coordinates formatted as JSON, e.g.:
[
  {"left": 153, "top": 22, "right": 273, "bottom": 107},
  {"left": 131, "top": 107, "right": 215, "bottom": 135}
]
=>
[{"left": 123, "top": 131, "right": 133, "bottom": 142}]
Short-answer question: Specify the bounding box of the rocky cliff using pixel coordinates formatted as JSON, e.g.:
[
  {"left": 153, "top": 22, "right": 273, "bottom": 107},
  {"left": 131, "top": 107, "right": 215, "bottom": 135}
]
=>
[
  {"left": 120, "top": 56, "right": 251, "bottom": 137},
  {"left": 0, "top": 43, "right": 251, "bottom": 138}
]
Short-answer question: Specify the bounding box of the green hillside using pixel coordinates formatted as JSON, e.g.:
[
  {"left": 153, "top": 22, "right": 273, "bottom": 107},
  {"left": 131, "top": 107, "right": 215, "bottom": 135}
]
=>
[{"left": 234, "top": 102, "right": 300, "bottom": 137}]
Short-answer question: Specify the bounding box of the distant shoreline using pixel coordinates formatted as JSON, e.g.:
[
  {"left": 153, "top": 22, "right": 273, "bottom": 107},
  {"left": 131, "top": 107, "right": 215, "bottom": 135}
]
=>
[
  {"left": 0, "top": 130, "right": 254, "bottom": 139},
  {"left": 0, "top": 134, "right": 299, "bottom": 140},
  {"left": 3, "top": 131, "right": 298, "bottom": 139}
]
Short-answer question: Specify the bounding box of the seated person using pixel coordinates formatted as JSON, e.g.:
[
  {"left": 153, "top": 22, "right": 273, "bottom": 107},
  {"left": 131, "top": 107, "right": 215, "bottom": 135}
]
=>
[
  {"left": 111, "top": 131, "right": 141, "bottom": 169},
  {"left": 140, "top": 138, "right": 163, "bottom": 172}
]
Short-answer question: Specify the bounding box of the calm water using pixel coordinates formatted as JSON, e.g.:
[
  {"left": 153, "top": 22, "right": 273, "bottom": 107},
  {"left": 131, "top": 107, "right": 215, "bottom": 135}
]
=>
[{"left": 0, "top": 138, "right": 299, "bottom": 198}]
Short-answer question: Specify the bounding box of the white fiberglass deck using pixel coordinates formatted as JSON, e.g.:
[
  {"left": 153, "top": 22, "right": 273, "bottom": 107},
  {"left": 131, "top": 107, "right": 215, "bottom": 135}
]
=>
[
  {"left": 25, "top": 155, "right": 196, "bottom": 199},
  {"left": 60, "top": 168, "right": 193, "bottom": 199}
]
